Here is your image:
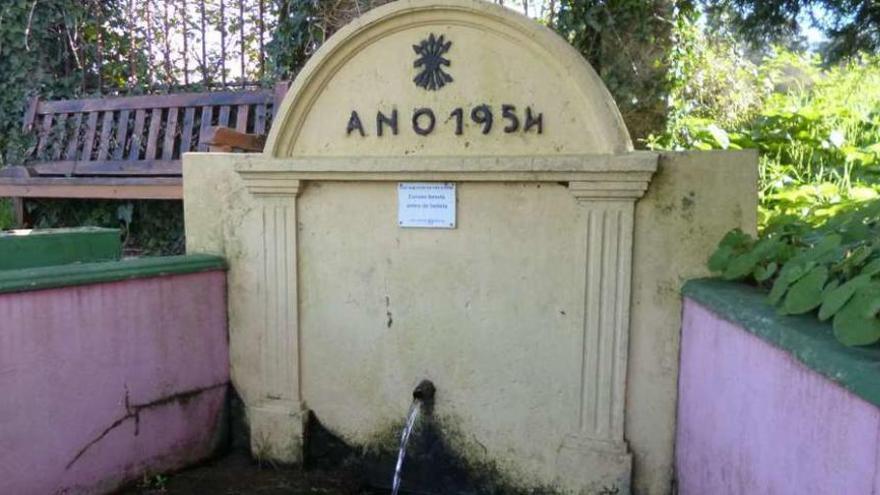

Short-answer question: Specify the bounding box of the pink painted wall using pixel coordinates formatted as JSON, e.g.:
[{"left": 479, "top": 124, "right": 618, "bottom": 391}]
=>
[
  {"left": 0, "top": 271, "right": 229, "bottom": 495},
  {"left": 677, "top": 298, "right": 880, "bottom": 495}
]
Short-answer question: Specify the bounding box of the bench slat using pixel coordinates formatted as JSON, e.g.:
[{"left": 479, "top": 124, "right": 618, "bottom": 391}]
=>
[
  {"left": 51, "top": 114, "right": 68, "bottom": 161},
  {"left": 254, "top": 104, "right": 267, "bottom": 135},
  {"left": 129, "top": 110, "right": 147, "bottom": 161},
  {"left": 32, "top": 160, "right": 180, "bottom": 176},
  {"left": 218, "top": 105, "right": 231, "bottom": 128},
  {"left": 145, "top": 108, "right": 163, "bottom": 160},
  {"left": 162, "top": 107, "right": 179, "bottom": 160},
  {"left": 36, "top": 89, "right": 275, "bottom": 114},
  {"left": 65, "top": 113, "right": 83, "bottom": 161},
  {"left": 36, "top": 114, "right": 54, "bottom": 158},
  {"left": 236, "top": 104, "right": 249, "bottom": 132},
  {"left": 75, "top": 159, "right": 180, "bottom": 176},
  {"left": 22, "top": 97, "right": 39, "bottom": 132},
  {"left": 32, "top": 161, "right": 75, "bottom": 176},
  {"left": 112, "top": 110, "right": 130, "bottom": 161},
  {"left": 0, "top": 176, "right": 183, "bottom": 200},
  {"left": 180, "top": 107, "right": 196, "bottom": 154},
  {"left": 273, "top": 81, "right": 289, "bottom": 112},
  {"left": 97, "top": 112, "right": 114, "bottom": 161},
  {"left": 81, "top": 112, "right": 99, "bottom": 161},
  {"left": 198, "top": 106, "right": 214, "bottom": 152}
]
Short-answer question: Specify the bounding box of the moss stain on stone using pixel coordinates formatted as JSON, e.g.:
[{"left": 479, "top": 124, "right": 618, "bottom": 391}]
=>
[{"left": 305, "top": 411, "right": 572, "bottom": 494}]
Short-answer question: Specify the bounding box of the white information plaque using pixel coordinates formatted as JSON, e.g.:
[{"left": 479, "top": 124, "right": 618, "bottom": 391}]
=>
[{"left": 398, "top": 182, "right": 456, "bottom": 228}]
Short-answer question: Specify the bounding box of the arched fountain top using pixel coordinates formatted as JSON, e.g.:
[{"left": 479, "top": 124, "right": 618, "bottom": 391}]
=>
[{"left": 264, "top": 0, "right": 633, "bottom": 158}]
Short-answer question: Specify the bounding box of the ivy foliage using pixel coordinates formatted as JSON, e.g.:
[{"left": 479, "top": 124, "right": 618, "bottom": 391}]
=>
[
  {"left": 265, "top": 0, "right": 321, "bottom": 81},
  {"left": 554, "top": 0, "right": 683, "bottom": 143},
  {"left": 0, "top": 1, "right": 115, "bottom": 166},
  {"left": 266, "top": 0, "right": 394, "bottom": 80},
  {"left": 709, "top": 199, "right": 880, "bottom": 346}
]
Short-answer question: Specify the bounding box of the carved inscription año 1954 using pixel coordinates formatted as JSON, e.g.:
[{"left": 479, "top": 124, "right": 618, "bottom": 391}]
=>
[{"left": 346, "top": 105, "right": 543, "bottom": 137}]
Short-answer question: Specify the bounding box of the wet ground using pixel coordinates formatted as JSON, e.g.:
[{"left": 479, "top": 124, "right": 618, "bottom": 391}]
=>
[{"left": 116, "top": 452, "right": 382, "bottom": 495}]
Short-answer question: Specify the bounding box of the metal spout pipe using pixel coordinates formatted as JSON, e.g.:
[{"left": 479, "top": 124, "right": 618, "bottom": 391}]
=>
[{"left": 412, "top": 379, "right": 435, "bottom": 403}]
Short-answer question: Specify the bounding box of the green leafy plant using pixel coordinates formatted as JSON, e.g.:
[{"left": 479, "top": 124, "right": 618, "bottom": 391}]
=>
[
  {"left": 138, "top": 472, "right": 169, "bottom": 492},
  {"left": 709, "top": 199, "right": 880, "bottom": 346},
  {"left": 655, "top": 42, "right": 880, "bottom": 228},
  {"left": 265, "top": 0, "right": 322, "bottom": 81}
]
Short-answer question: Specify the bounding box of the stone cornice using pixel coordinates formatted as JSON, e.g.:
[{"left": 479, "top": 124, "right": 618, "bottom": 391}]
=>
[
  {"left": 238, "top": 170, "right": 301, "bottom": 197},
  {"left": 568, "top": 176, "right": 653, "bottom": 200},
  {"left": 230, "top": 152, "right": 657, "bottom": 187}
]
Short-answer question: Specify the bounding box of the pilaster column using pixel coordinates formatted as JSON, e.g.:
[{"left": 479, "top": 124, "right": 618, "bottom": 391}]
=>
[
  {"left": 556, "top": 176, "right": 651, "bottom": 492},
  {"left": 238, "top": 170, "right": 306, "bottom": 463}
]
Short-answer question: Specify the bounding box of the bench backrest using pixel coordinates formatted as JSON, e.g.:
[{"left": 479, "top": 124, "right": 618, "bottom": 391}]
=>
[{"left": 21, "top": 82, "right": 288, "bottom": 177}]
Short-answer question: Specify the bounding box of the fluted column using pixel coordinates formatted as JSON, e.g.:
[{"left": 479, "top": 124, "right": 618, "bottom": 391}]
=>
[
  {"left": 557, "top": 176, "right": 651, "bottom": 491},
  {"left": 238, "top": 170, "right": 306, "bottom": 463}
]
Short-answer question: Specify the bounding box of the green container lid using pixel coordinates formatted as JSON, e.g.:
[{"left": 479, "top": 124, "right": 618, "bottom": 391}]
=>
[{"left": 0, "top": 227, "right": 122, "bottom": 270}]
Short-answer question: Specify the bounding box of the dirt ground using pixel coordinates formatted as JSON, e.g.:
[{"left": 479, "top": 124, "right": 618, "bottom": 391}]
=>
[{"left": 116, "top": 452, "right": 383, "bottom": 495}]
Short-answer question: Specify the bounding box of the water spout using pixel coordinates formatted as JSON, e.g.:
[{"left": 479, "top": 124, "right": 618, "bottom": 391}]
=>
[
  {"left": 391, "top": 380, "right": 435, "bottom": 495},
  {"left": 412, "top": 379, "right": 435, "bottom": 403}
]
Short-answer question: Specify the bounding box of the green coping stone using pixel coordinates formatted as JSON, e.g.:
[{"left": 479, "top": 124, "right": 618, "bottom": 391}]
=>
[
  {"left": 683, "top": 278, "right": 880, "bottom": 409},
  {"left": 0, "top": 254, "right": 226, "bottom": 295},
  {"left": 0, "top": 227, "right": 121, "bottom": 270}
]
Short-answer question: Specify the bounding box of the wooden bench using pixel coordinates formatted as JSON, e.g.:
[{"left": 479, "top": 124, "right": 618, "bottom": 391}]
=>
[{"left": 0, "top": 82, "right": 288, "bottom": 219}]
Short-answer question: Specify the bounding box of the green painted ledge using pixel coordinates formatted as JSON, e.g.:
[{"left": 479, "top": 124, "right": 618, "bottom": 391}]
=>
[
  {"left": 683, "top": 278, "right": 880, "bottom": 408},
  {"left": 0, "top": 254, "right": 226, "bottom": 295}
]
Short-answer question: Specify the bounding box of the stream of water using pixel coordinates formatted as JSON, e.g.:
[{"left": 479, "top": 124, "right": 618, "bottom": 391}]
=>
[{"left": 391, "top": 400, "right": 422, "bottom": 495}]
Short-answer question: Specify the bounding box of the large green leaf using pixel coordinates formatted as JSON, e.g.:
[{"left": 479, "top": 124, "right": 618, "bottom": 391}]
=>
[
  {"left": 723, "top": 252, "right": 760, "bottom": 280},
  {"left": 822, "top": 278, "right": 841, "bottom": 298},
  {"left": 862, "top": 258, "right": 880, "bottom": 276},
  {"left": 718, "top": 229, "right": 753, "bottom": 248},
  {"left": 754, "top": 262, "right": 778, "bottom": 282},
  {"left": 708, "top": 229, "right": 755, "bottom": 274},
  {"left": 803, "top": 234, "right": 843, "bottom": 263},
  {"left": 752, "top": 237, "right": 783, "bottom": 259},
  {"left": 780, "top": 260, "right": 817, "bottom": 285},
  {"left": 833, "top": 285, "right": 880, "bottom": 346},
  {"left": 782, "top": 266, "right": 829, "bottom": 314},
  {"left": 708, "top": 245, "right": 735, "bottom": 273},
  {"left": 767, "top": 259, "right": 815, "bottom": 305},
  {"left": 818, "top": 274, "right": 872, "bottom": 321},
  {"left": 768, "top": 270, "right": 794, "bottom": 305},
  {"left": 834, "top": 245, "right": 873, "bottom": 274}
]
